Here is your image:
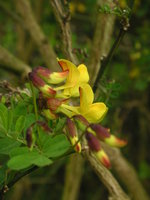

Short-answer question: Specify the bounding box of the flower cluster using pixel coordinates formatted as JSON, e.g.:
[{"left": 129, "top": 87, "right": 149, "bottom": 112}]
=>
[{"left": 29, "top": 59, "right": 126, "bottom": 168}]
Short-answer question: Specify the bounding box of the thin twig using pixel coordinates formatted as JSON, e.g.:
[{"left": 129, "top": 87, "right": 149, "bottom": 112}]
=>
[
  {"left": 50, "top": 0, "right": 77, "bottom": 64},
  {"left": 93, "top": 28, "right": 125, "bottom": 93},
  {"left": 89, "top": 0, "right": 116, "bottom": 86}
]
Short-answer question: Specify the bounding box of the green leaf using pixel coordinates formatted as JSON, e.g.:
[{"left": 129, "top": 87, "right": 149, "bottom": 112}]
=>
[
  {"left": 0, "top": 103, "right": 8, "bottom": 130},
  {"left": 33, "top": 155, "right": 52, "bottom": 167},
  {"left": 0, "top": 103, "right": 7, "bottom": 113},
  {"left": 15, "top": 116, "right": 25, "bottom": 134},
  {"left": 0, "top": 123, "right": 7, "bottom": 137},
  {"left": 24, "top": 113, "right": 36, "bottom": 132},
  {"left": 13, "top": 101, "right": 28, "bottom": 116},
  {"left": 0, "top": 138, "right": 21, "bottom": 155},
  {"left": 0, "top": 165, "right": 7, "bottom": 186},
  {"left": 54, "top": 117, "right": 66, "bottom": 133},
  {"left": 42, "top": 134, "right": 70, "bottom": 158},
  {"left": 7, "top": 109, "right": 13, "bottom": 132},
  {"left": 7, "top": 151, "right": 52, "bottom": 170},
  {"left": 9, "top": 147, "right": 29, "bottom": 157}
]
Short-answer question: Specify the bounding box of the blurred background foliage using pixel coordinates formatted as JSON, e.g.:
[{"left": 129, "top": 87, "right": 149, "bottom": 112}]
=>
[{"left": 0, "top": 0, "right": 150, "bottom": 199}]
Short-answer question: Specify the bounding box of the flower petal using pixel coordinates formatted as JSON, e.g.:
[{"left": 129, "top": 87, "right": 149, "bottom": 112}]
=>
[
  {"left": 82, "top": 103, "right": 108, "bottom": 123},
  {"left": 77, "top": 64, "right": 89, "bottom": 83},
  {"left": 57, "top": 58, "right": 80, "bottom": 88},
  {"left": 48, "top": 70, "right": 69, "bottom": 84},
  {"left": 79, "top": 84, "right": 94, "bottom": 111},
  {"left": 63, "top": 84, "right": 80, "bottom": 97}
]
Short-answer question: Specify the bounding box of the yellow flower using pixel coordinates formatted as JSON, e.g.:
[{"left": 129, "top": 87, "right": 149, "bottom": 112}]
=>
[
  {"left": 55, "top": 59, "right": 89, "bottom": 97},
  {"left": 78, "top": 84, "right": 108, "bottom": 123},
  {"left": 61, "top": 84, "right": 108, "bottom": 123}
]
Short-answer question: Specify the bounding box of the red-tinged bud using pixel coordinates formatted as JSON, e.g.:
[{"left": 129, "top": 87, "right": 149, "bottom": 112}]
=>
[
  {"left": 49, "top": 71, "right": 69, "bottom": 84},
  {"left": 90, "top": 124, "right": 110, "bottom": 141},
  {"left": 42, "top": 109, "right": 57, "bottom": 120},
  {"left": 73, "top": 115, "right": 89, "bottom": 132},
  {"left": 85, "top": 131, "right": 101, "bottom": 151},
  {"left": 35, "top": 66, "right": 69, "bottom": 84},
  {"left": 95, "top": 150, "right": 111, "bottom": 169},
  {"left": 66, "top": 118, "right": 77, "bottom": 138},
  {"left": 66, "top": 118, "right": 81, "bottom": 153},
  {"left": 47, "top": 98, "right": 67, "bottom": 111},
  {"left": 26, "top": 127, "right": 33, "bottom": 148},
  {"left": 33, "top": 66, "right": 51, "bottom": 78},
  {"left": 40, "top": 85, "right": 56, "bottom": 97},
  {"left": 86, "top": 131, "right": 111, "bottom": 168},
  {"left": 105, "top": 135, "right": 127, "bottom": 147},
  {"left": 29, "top": 71, "right": 45, "bottom": 87},
  {"left": 29, "top": 71, "right": 56, "bottom": 97},
  {"left": 37, "top": 121, "right": 52, "bottom": 133}
]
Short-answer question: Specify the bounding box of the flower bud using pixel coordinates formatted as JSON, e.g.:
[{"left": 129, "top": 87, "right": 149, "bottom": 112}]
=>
[
  {"left": 29, "top": 71, "right": 56, "bottom": 97},
  {"left": 105, "top": 135, "right": 127, "bottom": 147},
  {"left": 37, "top": 121, "right": 52, "bottom": 133},
  {"left": 73, "top": 115, "right": 89, "bottom": 132},
  {"left": 26, "top": 127, "right": 33, "bottom": 148},
  {"left": 66, "top": 118, "right": 81, "bottom": 153},
  {"left": 90, "top": 124, "right": 127, "bottom": 148},
  {"left": 42, "top": 109, "right": 57, "bottom": 120},
  {"left": 47, "top": 98, "right": 67, "bottom": 111},
  {"left": 29, "top": 71, "right": 45, "bottom": 87},
  {"left": 90, "top": 124, "right": 110, "bottom": 141},
  {"left": 85, "top": 131, "right": 111, "bottom": 168},
  {"left": 35, "top": 66, "right": 69, "bottom": 84}
]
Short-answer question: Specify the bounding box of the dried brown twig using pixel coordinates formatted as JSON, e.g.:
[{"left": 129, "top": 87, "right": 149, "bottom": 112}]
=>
[{"left": 50, "top": 0, "right": 77, "bottom": 64}]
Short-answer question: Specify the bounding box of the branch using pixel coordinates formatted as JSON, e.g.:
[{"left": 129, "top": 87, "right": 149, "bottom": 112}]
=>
[
  {"left": 0, "top": 45, "right": 31, "bottom": 75},
  {"left": 14, "top": 0, "right": 59, "bottom": 71},
  {"left": 102, "top": 144, "right": 150, "bottom": 200},
  {"left": 84, "top": 151, "right": 130, "bottom": 200},
  {"left": 50, "top": 0, "right": 77, "bottom": 64},
  {"left": 89, "top": 0, "right": 115, "bottom": 86},
  {"left": 0, "top": 166, "right": 37, "bottom": 199},
  {"left": 93, "top": 28, "right": 125, "bottom": 93}
]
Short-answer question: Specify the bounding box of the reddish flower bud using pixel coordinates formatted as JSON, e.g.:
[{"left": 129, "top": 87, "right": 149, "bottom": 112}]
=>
[
  {"left": 90, "top": 124, "right": 110, "bottom": 141},
  {"left": 66, "top": 118, "right": 81, "bottom": 153},
  {"left": 90, "top": 124, "right": 127, "bottom": 148},
  {"left": 85, "top": 131, "right": 101, "bottom": 151},
  {"left": 29, "top": 71, "right": 56, "bottom": 97},
  {"left": 47, "top": 98, "right": 68, "bottom": 111},
  {"left": 37, "top": 121, "right": 52, "bottom": 133},
  {"left": 95, "top": 150, "right": 111, "bottom": 169},
  {"left": 29, "top": 71, "right": 45, "bottom": 87},
  {"left": 66, "top": 118, "right": 77, "bottom": 138},
  {"left": 34, "top": 66, "right": 69, "bottom": 84},
  {"left": 105, "top": 135, "right": 127, "bottom": 147},
  {"left": 26, "top": 127, "right": 33, "bottom": 148},
  {"left": 33, "top": 66, "right": 51, "bottom": 78},
  {"left": 85, "top": 131, "right": 111, "bottom": 168}
]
